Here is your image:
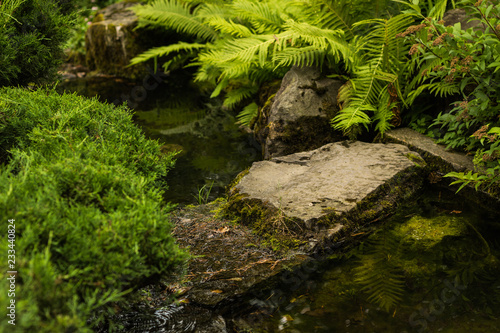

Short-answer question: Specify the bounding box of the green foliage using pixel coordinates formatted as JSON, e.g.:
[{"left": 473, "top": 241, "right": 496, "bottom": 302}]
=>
[
  {"left": 129, "top": 0, "right": 423, "bottom": 134},
  {"left": 402, "top": 0, "right": 500, "bottom": 190},
  {"left": 354, "top": 233, "right": 405, "bottom": 312},
  {"left": 193, "top": 181, "right": 215, "bottom": 204},
  {"left": 0, "top": 0, "right": 74, "bottom": 87},
  {"left": 332, "top": 14, "right": 415, "bottom": 136},
  {"left": 0, "top": 87, "right": 188, "bottom": 332}
]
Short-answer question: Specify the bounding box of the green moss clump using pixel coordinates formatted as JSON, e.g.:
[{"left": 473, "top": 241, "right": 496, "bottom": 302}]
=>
[
  {"left": 223, "top": 193, "right": 307, "bottom": 253},
  {"left": 405, "top": 152, "right": 427, "bottom": 168},
  {"left": 394, "top": 215, "right": 467, "bottom": 251},
  {"left": 0, "top": 87, "right": 189, "bottom": 332}
]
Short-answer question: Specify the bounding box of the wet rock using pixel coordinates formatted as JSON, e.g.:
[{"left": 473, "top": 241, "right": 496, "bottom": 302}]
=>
[
  {"left": 169, "top": 203, "right": 307, "bottom": 307},
  {"left": 228, "top": 141, "right": 426, "bottom": 251},
  {"left": 383, "top": 127, "right": 500, "bottom": 210},
  {"left": 255, "top": 66, "right": 345, "bottom": 159}
]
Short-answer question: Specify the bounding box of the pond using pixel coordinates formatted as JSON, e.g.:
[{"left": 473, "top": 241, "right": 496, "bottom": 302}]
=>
[
  {"left": 57, "top": 70, "right": 260, "bottom": 205},
  {"left": 242, "top": 185, "right": 500, "bottom": 333}
]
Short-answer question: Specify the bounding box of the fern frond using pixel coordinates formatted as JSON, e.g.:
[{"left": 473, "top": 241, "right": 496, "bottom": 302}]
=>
[
  {"left": 354, "top": 234, "right": 405, "bottom": 312},
  {"left": 236, "top": 102, "right": 259, "bottom": 126},
  {"left": 207, "top": 16, "right": 254, "bottom": 37},
  {"left": 273, "top": 46, "right": 328, "bottom": 67},
  {"left": 214, "top": 34, "right": 281, "bottom": 66},
  {"left": 331, "top": 102, "right": 374, "bottom": 131},
  {"left": 294, "top": 0, "right": 359, "bottom": 39},
  {"left": 223, "top": 84, "right": 258, "bottom": 109},
  {"left": 331, "top": 14, "right": 414, "bottom": 134},
  {"left": 355, "top": 14, "right": 414, "bottom": 73},
  {"left": 231, "top": 0, "right": 288, "bottom": 33},
  {"left": 374, "top": 86, "right": 395, "bottom": 133},
  {"left": 131, "top": 0, "right": 217, "bottom": 41},
  {"left": 406, "top": 82, "right": 460, "bottom": 104},
  {"left": 129, "top": 42, "right": 206, "bottom": 66}
]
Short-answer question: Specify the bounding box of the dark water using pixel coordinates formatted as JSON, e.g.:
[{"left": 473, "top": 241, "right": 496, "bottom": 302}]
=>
[
  {"left": 57, "top": 71, "right": 260, "bottom": 204},
  {"left": 245, "top": 186, "right": 500, "bottom": 333}
]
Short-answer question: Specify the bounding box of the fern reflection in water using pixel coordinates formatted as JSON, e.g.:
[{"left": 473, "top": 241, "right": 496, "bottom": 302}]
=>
[{"left": 251, "top": 187, "right": 500, "bottom": 332}]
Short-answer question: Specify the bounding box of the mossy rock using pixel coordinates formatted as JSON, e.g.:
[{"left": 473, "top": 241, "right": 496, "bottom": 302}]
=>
[{"left": 225, "top": 141, "right": 427, "bottom": 254}]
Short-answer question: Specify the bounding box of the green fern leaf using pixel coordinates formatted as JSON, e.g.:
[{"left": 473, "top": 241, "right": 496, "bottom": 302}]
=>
[
  {"left": 223, "top": 84, "right": 258, "bottom": 109},
  {"left": 128, "top": 42, "right": 206, "bottom": 67},
  {"left": 207, "top": 16, "right": 254, "bottom": 37},
  {"left": 131, "top": 0, "right": 217, "bottom": 41},
  {"left": 236, "top": 102, "right": 259, "bottom": 127},
  {"left": 231, "top": 0, "right": 287, "bottom": 33}
]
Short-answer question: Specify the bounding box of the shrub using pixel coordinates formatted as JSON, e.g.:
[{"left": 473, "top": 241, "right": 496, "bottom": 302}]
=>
[
  {"left": 402, "top": 0, "right": 500, "bottom": 190},
  {"left": 0, "top": 0, "right": 73, "bottom": 87},
  {"left": 0, "top": 87, "right": 188, "bottom": 332}
]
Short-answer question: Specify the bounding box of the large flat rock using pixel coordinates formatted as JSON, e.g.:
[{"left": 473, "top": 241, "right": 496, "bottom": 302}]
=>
[
  {"left": 228, "top": 141, "right": 426, "bottom": 251},
  {"left": 234, "top": 141, "right": 421, "bottom": 223}
]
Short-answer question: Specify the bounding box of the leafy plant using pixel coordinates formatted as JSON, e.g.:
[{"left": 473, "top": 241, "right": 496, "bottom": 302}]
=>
[
  {"left": 401, "top": 0, "right": 500, "bottom": 190},
  {"left": 0, "top": 0, "right": 75, "bottom": 86},
  {"left": 129, "top": 0, "right": 413, "bottom": 131},
  {"left": 193, "top": 181, "right": 214, "bottom": 204}
]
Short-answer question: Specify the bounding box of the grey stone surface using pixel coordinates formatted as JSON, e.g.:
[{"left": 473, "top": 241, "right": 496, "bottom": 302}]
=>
[
  {"left": 257, "top": 66, "right": 344, "bottom": 159},
  {"left": 235, "top": 141, "right": 421, "bottom": 225},
  {"left": 384, "top": 127, "right": 475, "bottom": 173},
  {"left": 443, "top": 8, "right": 486, "bottom": 32}
]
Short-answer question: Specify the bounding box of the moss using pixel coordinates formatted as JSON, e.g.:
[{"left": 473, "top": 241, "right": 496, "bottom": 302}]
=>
[
  {"left": 223, "top": 192, "right": 307, "bottom": 253},
  {"left": 227, "top": 167, "right": 250, "bottom": 190},
  {"left": 405, "top": 152, "right": 427, "bottom": 168},
  {"left": 394, "top": 214, "right": 468, "bottom": 251}
]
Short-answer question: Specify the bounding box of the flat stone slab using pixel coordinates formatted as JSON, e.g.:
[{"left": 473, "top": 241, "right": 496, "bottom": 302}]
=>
[
  {"left": 233, "top": 141, "right": 422, "bottom": 226},
  {"left": 384, "top": 128, "right": 475, "bottom": 173}
]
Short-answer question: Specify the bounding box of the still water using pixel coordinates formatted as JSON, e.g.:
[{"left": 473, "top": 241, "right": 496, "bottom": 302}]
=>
[
  {"left": 246, "top": 186, "right": 500, "bottom": 332},
  {"left": 57, "top": 72, "right": 260, "bottom": 204}
]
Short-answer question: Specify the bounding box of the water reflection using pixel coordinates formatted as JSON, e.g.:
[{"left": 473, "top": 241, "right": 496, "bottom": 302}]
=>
[
  {"left": 57, "top": 71, "right": 260, "bottom": 204},
  {"left": 244, "top": 186, "right": 500, "bottom": 332}
]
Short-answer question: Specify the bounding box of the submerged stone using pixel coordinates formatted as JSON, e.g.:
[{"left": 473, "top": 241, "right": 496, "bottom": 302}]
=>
[{"left": 228, "top": 141, "right": 426, "bottom": 252}]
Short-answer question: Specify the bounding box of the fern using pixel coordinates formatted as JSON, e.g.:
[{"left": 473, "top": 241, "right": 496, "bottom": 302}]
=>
[
  {"left": 331, "top": 14, "right": 414, "bottom": 135},
  {"left": 354, "top": 233, "right": 405, "bottom": 312},
  {"left": 236, "top": 102, "right": 259, "bottom": 126},
  {"left": 295, "top": 0, "right": 357, "bottom": 38},
  {"left": 222, "top": 83, "right": 258, "bottom": 109},
  {"left": 206, "top": 16, "right": 254, "bottom": 37},
  {"left": 128, "top": 42, "right": 206, "bottom": 67},
  {"left": 231, "top": 0, "right": 289, "bottom": 33},
  {"left": 131, "top": 0, "right": 218, "bottom": 41}
]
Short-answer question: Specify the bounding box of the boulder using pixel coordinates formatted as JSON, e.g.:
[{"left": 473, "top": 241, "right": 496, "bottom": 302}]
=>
[
  {"left": 228, "top": 141, "right": 426, "bottom": 251},
  {"left": 442, "top": 8, "right": 486, "bottom": 32},
  {"left": 255, "top": 66, "right": 345, "bottom": 159},
  {"left": 85, "top": 1, "right": 152, "bottom": 79}
]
